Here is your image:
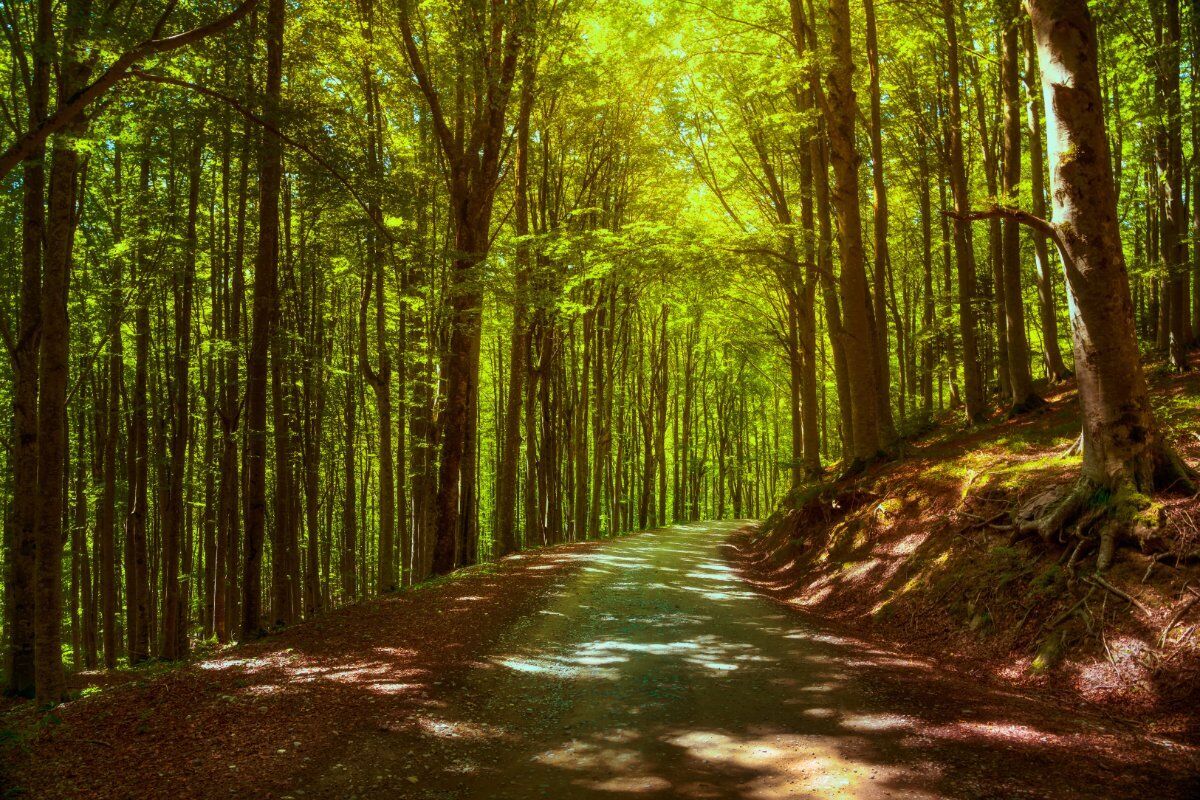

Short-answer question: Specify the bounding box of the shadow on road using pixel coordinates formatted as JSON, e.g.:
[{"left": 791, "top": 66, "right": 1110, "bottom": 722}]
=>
[{"left": 311, "top": 522, "right": 1200, "bottom": 799}]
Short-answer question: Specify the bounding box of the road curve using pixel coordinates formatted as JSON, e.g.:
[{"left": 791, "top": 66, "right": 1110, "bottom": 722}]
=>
[{"left": 310, "top": 521, "right": 1199, "bottom": 799}]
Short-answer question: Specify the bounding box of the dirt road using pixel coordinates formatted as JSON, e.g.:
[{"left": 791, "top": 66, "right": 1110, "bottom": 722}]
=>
[{"left": 304, "top": 521, "right": 1199, "bottom": 799}]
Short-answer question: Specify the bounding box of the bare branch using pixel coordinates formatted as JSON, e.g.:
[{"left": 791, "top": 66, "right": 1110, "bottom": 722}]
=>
[{"left": 946, "top": 204, "right": 1076, "bottom": 274}]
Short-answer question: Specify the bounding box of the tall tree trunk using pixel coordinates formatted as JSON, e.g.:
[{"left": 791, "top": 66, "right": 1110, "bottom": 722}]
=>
[
  {"left": 243, "top": 0, "right": 284, "bottom": 638},
  {"left": 1001, "top": 0, "right": 1042, "bottom": 412},
  {"left": 35, "top": 20, "right": 88, "bottom": 701},
  {"left": 826, "top": 0, "right": 881, "bottom": 467},
  {"left": 943, "top": 0, "right": 987, "bottom": 423},
  {"left": 1023, "top": 18, "right": 1071, "bottom": 382},
  {"left": 863, "top": 0, "right": 896, "bottom": 448},
  {"left": 128, "top": 152, "right": 152, "bottom": 666},
  {"left": 1157, "top": 0, "right": 1190, "bottom": 371},
  {"left": 496, "top": 62, "right": 535, "bottom": 556},
  {"left": 341, "top": 347, "right": 359, "bottom": 602},
  {"left": 7, "top": 0, "right": 50, "bottom": 699},
  {"left": 99, "top": 153, "right": 121, "bottom": 666},
  {"left": 161, "top": 129, "right": 202, "bottom": 660},
  {"left": 1021, "top": 0, "right": 1194, "bottom": 567}
]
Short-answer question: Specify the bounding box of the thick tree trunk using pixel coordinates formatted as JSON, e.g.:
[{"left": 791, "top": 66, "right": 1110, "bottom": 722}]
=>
[
  {"left": 7, "top": 0, "right": 50, "bottom": 699},
  {"left": 34, "top": 110, "right": 81, "bottom": 707},
  {"left": 431, "top": 230, "right": 483, "bottom": 575},
  {"left": 1022, "top": 0, "right": 1194, "bottom": 566}
]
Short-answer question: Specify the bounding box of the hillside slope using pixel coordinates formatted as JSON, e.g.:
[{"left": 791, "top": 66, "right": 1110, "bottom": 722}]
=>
[{"left": 732, "top": 368, "right": 1200, "bottom": 740}]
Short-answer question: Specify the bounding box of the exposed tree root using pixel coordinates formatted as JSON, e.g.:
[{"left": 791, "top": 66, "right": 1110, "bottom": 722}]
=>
[
  {"left": 1060, "top": 432, "right": 1083, "bottom": 459},
  {"left": 1017, "top": 443, "right": 1198, "bottom": 572},
  {"left": 1008, "top": 393, "right": 1048, "bottom": 418}
]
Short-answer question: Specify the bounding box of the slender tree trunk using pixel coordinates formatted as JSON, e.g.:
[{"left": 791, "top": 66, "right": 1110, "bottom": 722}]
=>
[
  {"left": 1001, "top": 0, "right": 1042, "bottom": 411},
  {"left": 243, "top": 0, "right": 285, "bottom": 638},
  {"left": 161, "top": 129, "right": 202, "bottom": 659},
  {"left": 863, "top": 0, "right": 896, "bottom": 448},
  {"left": 943, "top": 0, "right": 987, "bottom": 423},
  {"left": 341, "top": 346, "right": 359, "bottom": 602},
  {"left": 128, "top": 152, "right": 152, "bottom": 666},
  {"left": 1157, "top": 0, "right": 1190, "bottom": 371}
]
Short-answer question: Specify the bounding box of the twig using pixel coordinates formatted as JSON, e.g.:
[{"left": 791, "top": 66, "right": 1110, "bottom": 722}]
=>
[
  {"left": 1158, "top": 586, "right": 1200, "bottom": 648},
  {"left": 1084, "top": 574, "right": 1152, "bottom": 616}
]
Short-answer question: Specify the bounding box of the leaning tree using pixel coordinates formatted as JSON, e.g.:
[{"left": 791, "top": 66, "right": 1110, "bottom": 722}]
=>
[{"left": 967, "top": 0, "right": 1197, "bottom": 569}]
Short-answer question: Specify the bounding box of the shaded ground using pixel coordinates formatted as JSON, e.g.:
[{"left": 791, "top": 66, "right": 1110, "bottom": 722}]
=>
[
  {"left": 5, "top": 523, "right": 1199, "bottom": 798},
  {"left": 744, "top": 366, "right": 1200, "bottom": 736},
  {"left": 0, "top": 540, "right": 607, "bottom": 799}
]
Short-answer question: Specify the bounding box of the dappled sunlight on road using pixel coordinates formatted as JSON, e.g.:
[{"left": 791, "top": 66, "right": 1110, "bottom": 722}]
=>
[{"left": 361, "top": 521, "right": 1196, "bottom": 800}]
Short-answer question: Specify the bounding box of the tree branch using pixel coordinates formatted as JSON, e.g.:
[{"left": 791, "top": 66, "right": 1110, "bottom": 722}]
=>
[
  {"left": 129, "top": 69, "right": 393, "bottom": 245},
  {"left": 0, "top": 0, "right": 260, "bottom": 180},
  {"left": 394, "top": 0, "right": 462, "bottom": 166},
  {"left": 946, "top": 204, "right": 1076, "bottom": 274}
]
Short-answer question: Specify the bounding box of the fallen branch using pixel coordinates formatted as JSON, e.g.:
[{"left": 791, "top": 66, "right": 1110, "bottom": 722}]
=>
[{"left": 1084, "top": 574, "right": 1152, "bottom": 617}]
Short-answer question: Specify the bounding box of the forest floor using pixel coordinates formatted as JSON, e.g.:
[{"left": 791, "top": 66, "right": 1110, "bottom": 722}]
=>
[
  {"left": 4, "top": 522, "right": 1199, "bottom": 799},
  {"left": 739, "top": 362, "right": 1200, "bottom": 747}
]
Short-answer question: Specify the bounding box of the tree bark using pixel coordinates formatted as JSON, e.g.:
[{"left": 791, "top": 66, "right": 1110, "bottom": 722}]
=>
[
  {"left": 863, "top": 0, "right": 897, "bottom": 448},
  {"left": 1022, "top": 18, "right": 1071, "bottom": 382},
  {"left": 1024, "top": 0, "right": 1193, "bottom": 546},
  {"left": 7, "top": 0, "right": 50, "bottom": 699},
  {"left": 243, "top": 0, "right": 284, "bottom": 638},
  {"left": 942, "top": 0, "right": 987, "bottom": 424},
  {"left": 1001, "top": 0, "right": 1042, "bottom": 412},
  {"left": 825, "top": 0, "right": 881, "bottom": 466}
]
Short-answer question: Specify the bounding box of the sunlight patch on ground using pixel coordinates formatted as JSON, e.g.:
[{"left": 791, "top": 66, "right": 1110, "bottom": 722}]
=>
[
  {"left": 667, "top": 730, "right": 939, "bottom": 800},
  {"left": 197, "top": 655, "right": 277, "bottom": 671},
  {"left": 367, "top": 681, "right": 421, "bottom": 695},
  {"left": 579, "top": 775, "right": 673, "bottom": 792},
  {"left": 838, "top": 712, "right": 912, "bottom": 732},
  {"left": 801, "top": 707, "right": 838, "bottom": 719},
  {"left": 533, "top": 738, "right": 648, "bottom": 772},
  {"left": 414, "top": 716, "right": 509, "bottom": 741},
  {"left": 493, "top": 654, "right": 621, "bottom": 680},
  {"left": 923, "top": 720, "right": 1067, "bottom": 747}
]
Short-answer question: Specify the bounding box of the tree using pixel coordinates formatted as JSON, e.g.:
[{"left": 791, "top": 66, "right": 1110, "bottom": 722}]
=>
[
  {"left": 825, "top": 0, "right": 882, "bottom": 467},
  {"left": 243, "top": 0, "right": 285, "bottom": 638},
  {"left": 396, "top": 0, "right": 527, "bottom": 575},
  {"left": 996, "top": 0, "right": 1197, "bottom": 569}
]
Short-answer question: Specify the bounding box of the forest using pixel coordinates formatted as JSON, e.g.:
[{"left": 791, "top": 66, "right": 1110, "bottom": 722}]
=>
[{"left": 2, "top": 0, "right": 1200, "bottom": 796}]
